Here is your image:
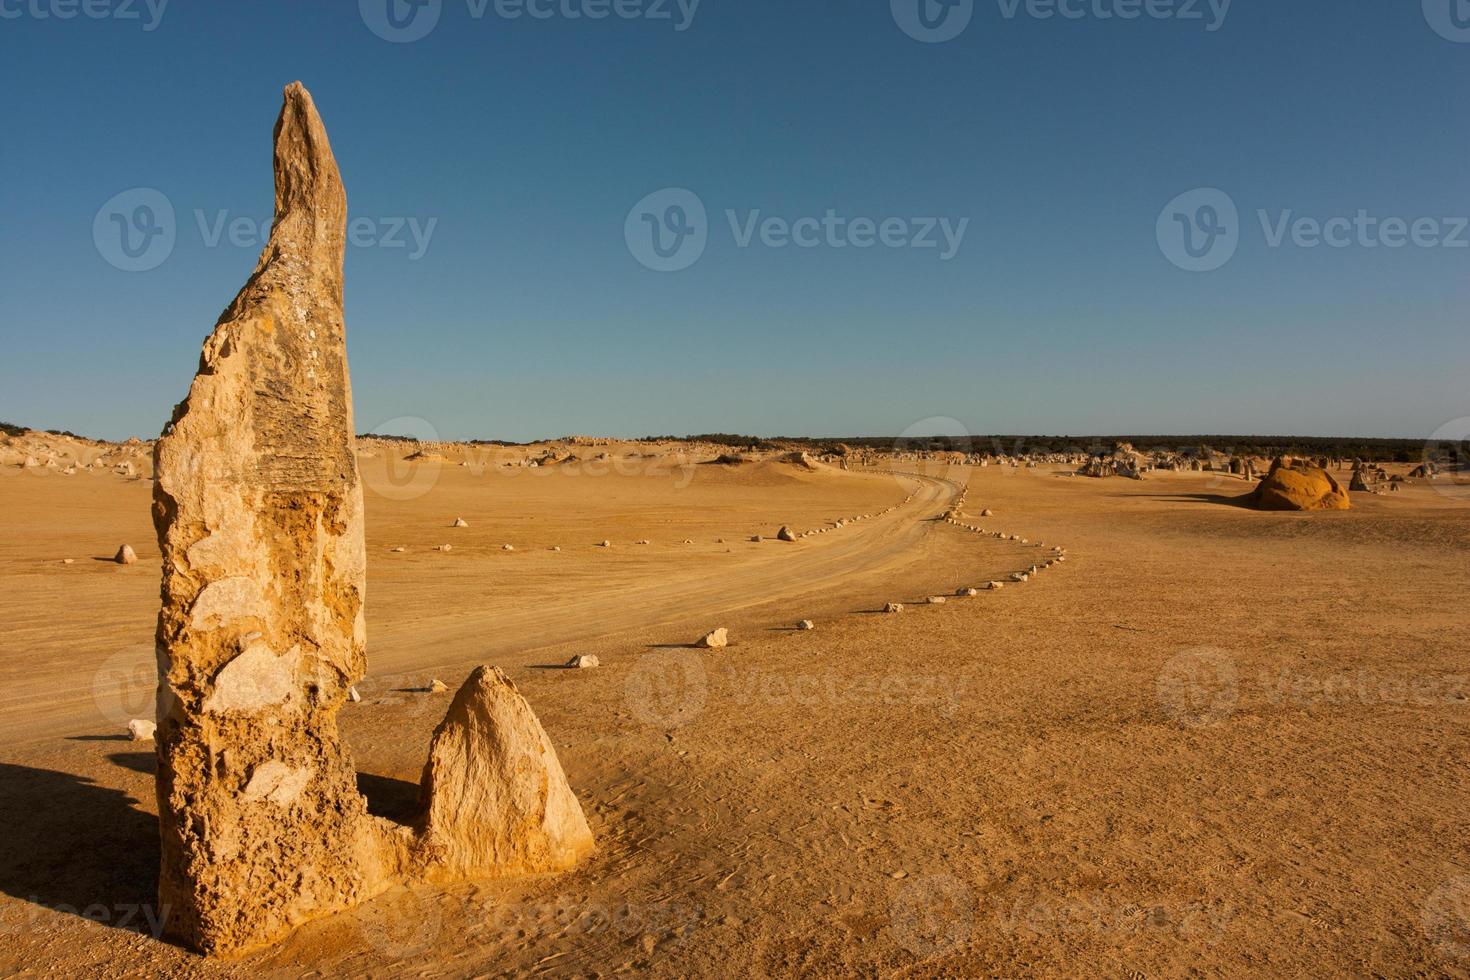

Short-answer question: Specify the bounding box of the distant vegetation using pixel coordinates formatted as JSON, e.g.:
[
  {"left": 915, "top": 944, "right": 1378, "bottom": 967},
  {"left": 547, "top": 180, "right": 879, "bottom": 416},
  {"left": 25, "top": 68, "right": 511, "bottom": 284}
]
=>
[
  {"left": 0, "top": 421, "right": 25, "bottom": 438},
  {"left": 636, "top": 433, "right": 1453, "bottom": 464}
]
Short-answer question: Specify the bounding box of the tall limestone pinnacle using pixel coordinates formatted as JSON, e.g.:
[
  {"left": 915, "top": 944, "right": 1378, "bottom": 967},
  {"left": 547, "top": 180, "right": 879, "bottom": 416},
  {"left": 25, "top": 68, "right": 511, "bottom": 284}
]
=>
[
  {"left": 152, "top": 82, "right": 593, "bottom": 956},
  {"left": 152, "top": 81, "right": 383, "bottom": 955}
]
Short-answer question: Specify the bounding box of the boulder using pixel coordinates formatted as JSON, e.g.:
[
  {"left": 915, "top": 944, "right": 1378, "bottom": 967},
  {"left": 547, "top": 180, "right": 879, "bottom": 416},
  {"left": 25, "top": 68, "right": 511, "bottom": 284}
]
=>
[
  {"left": 777, "top": 526, "right": 797, "bottom": 542},
  {"left": 797, "top": 620, "right": 816, "bottom": 631},
  {"left": 128, "top": 718, "right": 156, "bottom": 741},
  {"left": 957, "top": 588, "right": 979, "bottom": 597},
  {"left": 884, "top": 602, "right": 904, "bottom": 614},
  {"left": 1247, "top": 459, "right": 1351, "bottom": 511},
  {"left": 565, "top": 655, "right": 600, "bottom": 669},
  {"left": 696, "top": 628, "right": 728, "bottom": 649},
  {"left": 429, "top": 678, "right": 450, "bottom": 693},
  {"left": 415, "top": 666, "right": 595, "bottom": 879},
  {"left": 114, "top": 544, "right": 137, "bottom": 565},
  {"left": 452, "top": 518, "right": 469, "bottom": 528}
]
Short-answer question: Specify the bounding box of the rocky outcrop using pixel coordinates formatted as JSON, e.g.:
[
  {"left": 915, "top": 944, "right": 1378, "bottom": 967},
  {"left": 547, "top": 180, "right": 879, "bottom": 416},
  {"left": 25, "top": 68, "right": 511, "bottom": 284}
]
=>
[
  {"left": 414, "top": 667, "right": 595, "bottom": 880},
  {"left": 1246, "top": 458, "right": 1351, "bottom": 511},
  {"left": 151, "top": 82, "right": 387, "bottom": 956},
  {"left": 150, "top": 83, "right": 592, "bottom": 957}
]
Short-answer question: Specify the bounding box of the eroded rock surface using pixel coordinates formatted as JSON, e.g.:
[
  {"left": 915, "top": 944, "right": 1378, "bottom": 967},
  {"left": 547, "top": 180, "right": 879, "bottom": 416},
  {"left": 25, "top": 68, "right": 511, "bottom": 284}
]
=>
[
  {"left": 415, "top": 667, "right": 595, "bottom": 880},
  {"left": 151, "top": 82, "right": 592, "bottom": 957},
  {"left": 151, "top": 82, "right": 394, "bottom": 955}
]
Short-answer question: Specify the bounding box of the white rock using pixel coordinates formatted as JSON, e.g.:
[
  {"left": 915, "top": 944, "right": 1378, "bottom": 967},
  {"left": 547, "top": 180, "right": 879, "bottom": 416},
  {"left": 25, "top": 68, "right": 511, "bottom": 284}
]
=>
[
  {"left": 957, "top": 587, "right": 979, "bottom": 597},
  {"left": 696, "top": 628, "right": 728, "bottom": 649},
  {"left": 429, "top": 678, "right": 450, "bottom": 693},
  {"left": 566, "top": 654, "right": 600, "bottom": 669},
  {"left": 502, "top": 544, "right": 515, "bottom": 551},
  {"left": 127, "top": 718, "right": 156, "bottom": 741},
  {"left": 988, "top": 582, "right": 1004, "bottom": 590},
  {"left": 452, "top": 518, "right": 469, "bottom": 527},
  {"left": 884, "top": 602, "right": 904, "bottom": 614},
  {"left": 927, "top": 596, "right": 947, "bottom": 605},
  {"left": 797, "top": 620, "right": 816, "bottom": 631},
  {"left": 348, "top": 686, "right": 361, "bottom": 702}
]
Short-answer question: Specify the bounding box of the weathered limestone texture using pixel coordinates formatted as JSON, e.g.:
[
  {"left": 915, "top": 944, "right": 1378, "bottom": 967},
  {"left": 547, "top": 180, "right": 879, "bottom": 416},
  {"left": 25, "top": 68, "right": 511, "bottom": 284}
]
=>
[
  {"left": 416, "top": 667, "right": 596, "bottom": 881},
  {"left": 152, "top": 82, "right": 593, "bottom": 956}
]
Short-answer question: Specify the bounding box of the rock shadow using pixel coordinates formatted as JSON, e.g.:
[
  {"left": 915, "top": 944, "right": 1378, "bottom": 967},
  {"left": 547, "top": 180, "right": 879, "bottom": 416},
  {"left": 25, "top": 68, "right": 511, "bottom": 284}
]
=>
[{"left": 0, "top": 762, "right": 161, "bottom": 936}]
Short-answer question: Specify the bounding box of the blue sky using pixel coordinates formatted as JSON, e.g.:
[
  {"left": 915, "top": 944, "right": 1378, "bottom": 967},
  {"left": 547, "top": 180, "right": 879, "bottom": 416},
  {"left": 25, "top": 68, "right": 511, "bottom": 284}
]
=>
[{"left": 2, "top": 0, "right": 1467, "bottom": 441}]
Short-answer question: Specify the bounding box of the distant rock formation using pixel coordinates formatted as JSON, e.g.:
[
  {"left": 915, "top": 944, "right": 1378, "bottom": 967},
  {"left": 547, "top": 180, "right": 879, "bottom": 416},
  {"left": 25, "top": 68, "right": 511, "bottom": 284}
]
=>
[{"left": 1246, "top": 458, "right": 1351, "bottom": 511}]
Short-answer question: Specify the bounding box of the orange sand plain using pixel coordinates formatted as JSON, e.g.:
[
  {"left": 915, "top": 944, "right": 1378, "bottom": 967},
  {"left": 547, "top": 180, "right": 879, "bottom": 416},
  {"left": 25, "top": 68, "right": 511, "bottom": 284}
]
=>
[{"left": 1, "top": 448, "right": 1467, "bottom": 977}]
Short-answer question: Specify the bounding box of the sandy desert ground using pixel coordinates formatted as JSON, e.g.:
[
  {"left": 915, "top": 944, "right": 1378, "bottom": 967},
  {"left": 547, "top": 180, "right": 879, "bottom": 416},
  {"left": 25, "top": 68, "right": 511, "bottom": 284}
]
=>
[{"left": 1, "top": 441, "right": 1468, "bottom": 977}]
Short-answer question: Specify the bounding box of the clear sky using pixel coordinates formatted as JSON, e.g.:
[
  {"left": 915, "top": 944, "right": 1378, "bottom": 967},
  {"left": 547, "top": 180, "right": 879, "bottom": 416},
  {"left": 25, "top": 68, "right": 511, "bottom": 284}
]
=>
[{"left": 2, "top": 0, "right": 1467, "bottom": 442}]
